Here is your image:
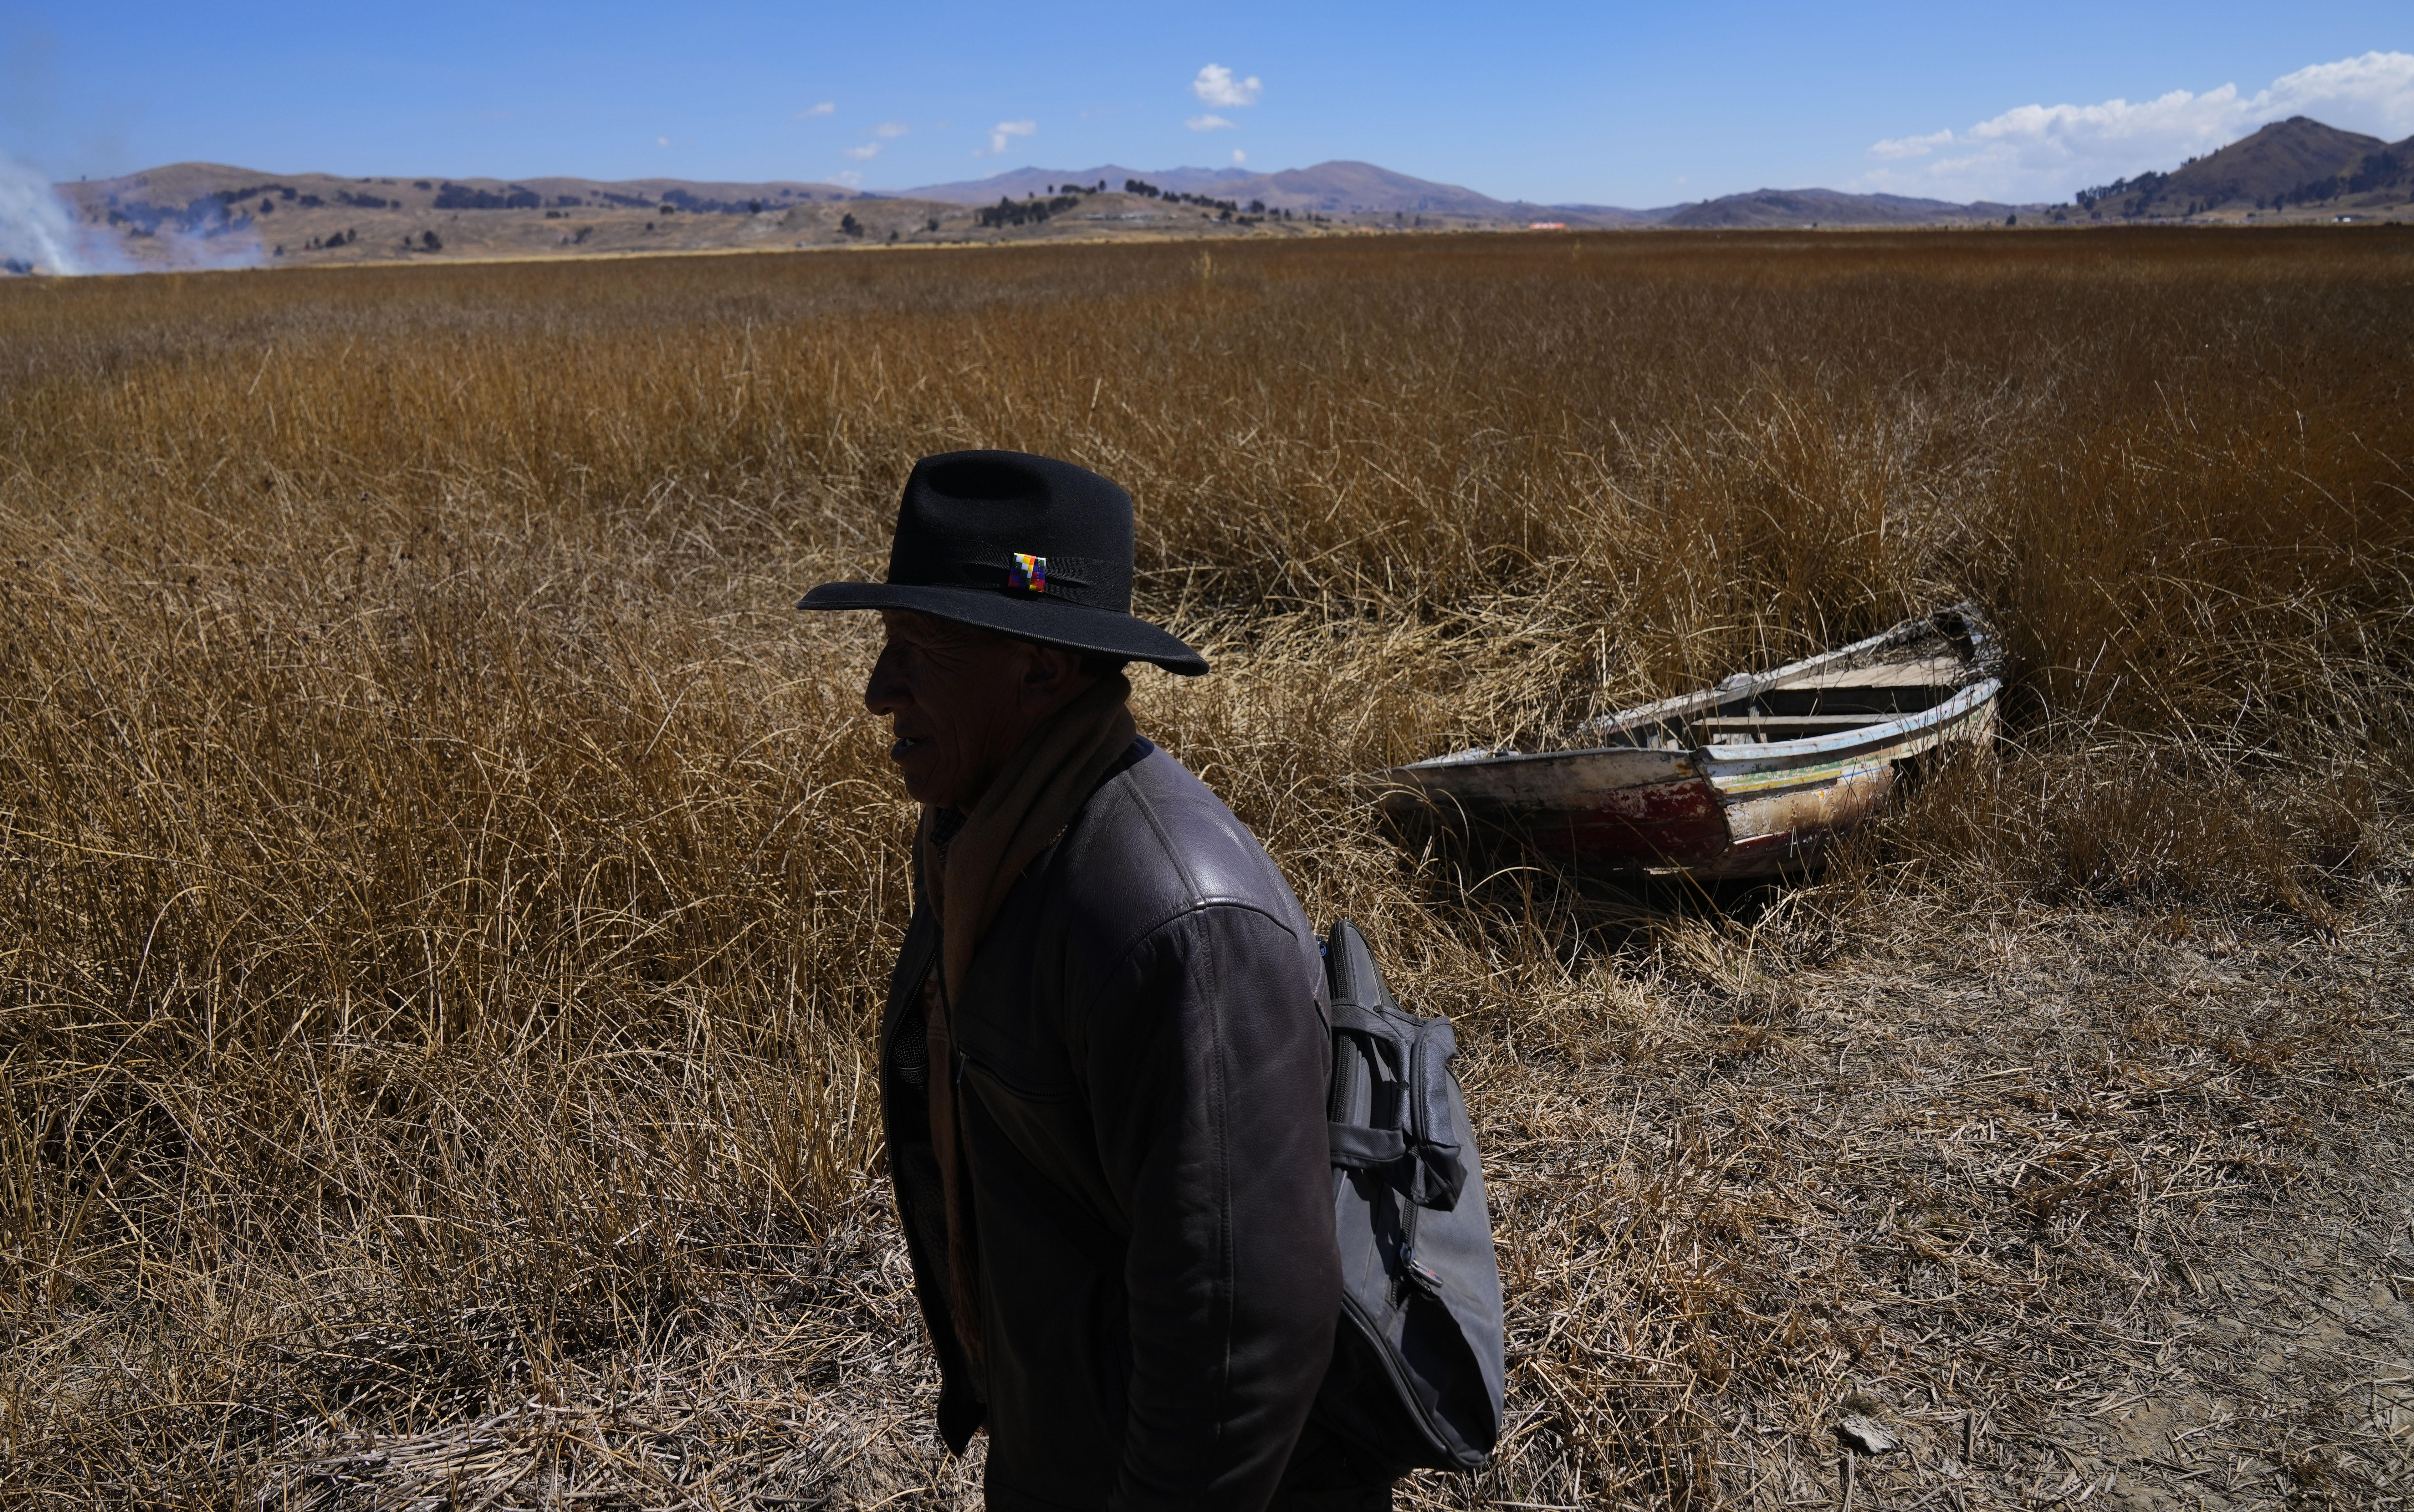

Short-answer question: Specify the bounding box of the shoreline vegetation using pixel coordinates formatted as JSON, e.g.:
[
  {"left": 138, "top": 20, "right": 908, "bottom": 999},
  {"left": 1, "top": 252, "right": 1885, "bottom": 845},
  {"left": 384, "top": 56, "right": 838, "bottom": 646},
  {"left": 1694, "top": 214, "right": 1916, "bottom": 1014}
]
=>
[{"left": 1, "top": 229, "right": 2408, "bottom": 1507}]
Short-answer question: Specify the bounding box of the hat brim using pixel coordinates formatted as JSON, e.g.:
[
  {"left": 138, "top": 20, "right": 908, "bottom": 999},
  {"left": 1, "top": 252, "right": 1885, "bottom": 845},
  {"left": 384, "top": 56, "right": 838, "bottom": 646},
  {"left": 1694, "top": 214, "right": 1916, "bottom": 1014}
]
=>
[{"left": 797, "top": 582, "right": 1210, "bottom": 676}]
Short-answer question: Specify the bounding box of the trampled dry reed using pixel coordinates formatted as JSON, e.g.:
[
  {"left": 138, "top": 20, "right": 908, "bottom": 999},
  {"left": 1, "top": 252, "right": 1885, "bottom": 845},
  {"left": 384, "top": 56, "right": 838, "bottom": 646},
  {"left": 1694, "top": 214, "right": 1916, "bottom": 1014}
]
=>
[{"left": 2, "top": 229, "right": 2409, "bottom": 1507}]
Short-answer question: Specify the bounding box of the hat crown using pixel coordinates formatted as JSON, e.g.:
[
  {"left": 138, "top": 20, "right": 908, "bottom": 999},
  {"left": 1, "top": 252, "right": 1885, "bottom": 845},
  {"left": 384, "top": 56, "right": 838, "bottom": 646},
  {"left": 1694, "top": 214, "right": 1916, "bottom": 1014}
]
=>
[
  {"left": 886, "top": 451, "right": 1135, "bottom": 612},
  {"left": 795, "top": 449, "right": 1206, "bottom": 676}
]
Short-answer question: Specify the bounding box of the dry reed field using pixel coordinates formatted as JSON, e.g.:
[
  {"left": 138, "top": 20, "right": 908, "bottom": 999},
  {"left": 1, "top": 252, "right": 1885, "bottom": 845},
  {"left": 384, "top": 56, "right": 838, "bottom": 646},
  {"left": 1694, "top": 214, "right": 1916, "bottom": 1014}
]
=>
[{"left": 2, "top": 228, "right": 2411, "bottom": 1509}]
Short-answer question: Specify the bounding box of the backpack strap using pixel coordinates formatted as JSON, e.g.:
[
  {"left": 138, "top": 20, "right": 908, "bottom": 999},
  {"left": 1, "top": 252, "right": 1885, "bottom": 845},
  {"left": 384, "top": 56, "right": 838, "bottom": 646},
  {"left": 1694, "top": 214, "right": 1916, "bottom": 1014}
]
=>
[
  {"left": 1329, "top": 1121, "right": 1408, "bottom": 1167},
  {"left": 1326, "top": 1000, "right": 1468, "bottom": 1208},
  {"left": 1328, "top": 998, "right": 1409, "bottom": 1167}
]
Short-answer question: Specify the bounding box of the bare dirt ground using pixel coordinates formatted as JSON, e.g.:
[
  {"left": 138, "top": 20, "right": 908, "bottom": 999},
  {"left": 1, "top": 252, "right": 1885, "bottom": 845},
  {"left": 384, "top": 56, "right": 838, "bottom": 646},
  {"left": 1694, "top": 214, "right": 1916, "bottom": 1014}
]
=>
[{"left": 217, "top": 889, "right": 2412, "bottom": 1511}]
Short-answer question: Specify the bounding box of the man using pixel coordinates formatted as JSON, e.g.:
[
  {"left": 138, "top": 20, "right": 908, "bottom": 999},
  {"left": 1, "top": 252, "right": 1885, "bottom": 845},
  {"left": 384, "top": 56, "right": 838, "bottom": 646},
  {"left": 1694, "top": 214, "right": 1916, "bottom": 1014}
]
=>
[{"left": 800, "top": 451, "right": 1395, "bottom": 1510}]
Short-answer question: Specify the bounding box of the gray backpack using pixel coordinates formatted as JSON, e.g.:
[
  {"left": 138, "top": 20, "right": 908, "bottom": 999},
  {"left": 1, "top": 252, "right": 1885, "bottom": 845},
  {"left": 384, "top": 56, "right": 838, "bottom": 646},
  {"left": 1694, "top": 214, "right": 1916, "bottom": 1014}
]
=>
[{"left": 1313, "top": 920, "right": 1507, "bottom": 1471}]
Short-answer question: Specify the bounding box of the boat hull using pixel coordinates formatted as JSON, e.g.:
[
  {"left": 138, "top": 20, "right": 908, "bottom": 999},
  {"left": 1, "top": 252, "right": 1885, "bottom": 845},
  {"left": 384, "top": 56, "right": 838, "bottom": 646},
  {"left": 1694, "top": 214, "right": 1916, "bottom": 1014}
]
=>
[{"left": 1380, "top": 652, "right": 2000, "bottom": 880}]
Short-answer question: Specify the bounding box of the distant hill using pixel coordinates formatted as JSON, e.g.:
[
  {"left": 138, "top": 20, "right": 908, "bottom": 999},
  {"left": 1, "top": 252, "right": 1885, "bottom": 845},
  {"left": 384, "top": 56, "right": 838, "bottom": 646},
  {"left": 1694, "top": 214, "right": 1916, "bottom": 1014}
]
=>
[
  {"left": 46, "top": 162, "right": 980, "bottom": 270},
  {"left": 2074, "top": 117, "right": 2413, "bottom": 218},
  {"left": 903, "top": 159, "right": 1632, "bottom": 224},
  {"left": 903, "top": 165, "right": 1192, "bottom": 203},
  {"left": 61, "top": 163, "right": 857, "bottom": 223},
  {"left": 1546, "top": 202, "right": 1678, "bottom": 227},
  {"left": 1660, "top": 187, "right": 2028, "bottom": 229}
]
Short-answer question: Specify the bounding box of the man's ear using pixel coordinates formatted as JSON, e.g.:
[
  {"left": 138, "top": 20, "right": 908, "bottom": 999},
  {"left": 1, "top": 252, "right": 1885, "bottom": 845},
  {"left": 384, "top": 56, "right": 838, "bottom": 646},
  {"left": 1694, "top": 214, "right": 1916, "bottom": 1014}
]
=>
[{"left": 1017, "top": 642, "right": 1095, "bottom": 709}]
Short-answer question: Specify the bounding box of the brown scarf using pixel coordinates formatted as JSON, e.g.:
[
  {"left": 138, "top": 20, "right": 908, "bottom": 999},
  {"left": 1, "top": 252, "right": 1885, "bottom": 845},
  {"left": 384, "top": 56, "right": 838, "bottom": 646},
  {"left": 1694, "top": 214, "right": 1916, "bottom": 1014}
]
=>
[{"left": 916, "top": 672, "right": 1137, "bottom": 1376}]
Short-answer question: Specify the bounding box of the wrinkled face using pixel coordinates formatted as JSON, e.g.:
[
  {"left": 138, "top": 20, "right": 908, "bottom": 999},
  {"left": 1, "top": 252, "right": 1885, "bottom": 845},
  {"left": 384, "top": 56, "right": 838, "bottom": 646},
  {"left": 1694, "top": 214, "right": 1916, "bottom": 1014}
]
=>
[{"left": 862, "top": 610, "right": 1091, "bottom": 810}]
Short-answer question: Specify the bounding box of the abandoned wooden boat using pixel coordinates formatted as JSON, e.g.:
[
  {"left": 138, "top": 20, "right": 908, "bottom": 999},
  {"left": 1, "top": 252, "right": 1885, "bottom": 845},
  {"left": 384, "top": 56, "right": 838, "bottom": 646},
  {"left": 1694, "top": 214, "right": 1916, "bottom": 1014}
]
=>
[{"left": 1379, "top": 603, "right": 2003, "bottom": 879}]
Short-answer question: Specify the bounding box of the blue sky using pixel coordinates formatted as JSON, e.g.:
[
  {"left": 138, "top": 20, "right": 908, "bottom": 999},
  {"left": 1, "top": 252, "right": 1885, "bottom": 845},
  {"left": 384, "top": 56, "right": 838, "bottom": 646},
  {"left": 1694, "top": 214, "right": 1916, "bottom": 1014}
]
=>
[{"left": 3, "top": 2, "right": 2409, "bottom": 206}]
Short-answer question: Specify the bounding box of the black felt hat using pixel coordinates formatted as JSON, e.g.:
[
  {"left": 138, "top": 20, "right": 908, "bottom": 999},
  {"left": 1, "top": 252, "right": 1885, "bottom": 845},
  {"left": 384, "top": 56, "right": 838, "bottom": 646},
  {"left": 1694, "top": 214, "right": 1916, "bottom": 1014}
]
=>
[{"left": 797, "top": 450, "right": 1208, "bottom": 676}]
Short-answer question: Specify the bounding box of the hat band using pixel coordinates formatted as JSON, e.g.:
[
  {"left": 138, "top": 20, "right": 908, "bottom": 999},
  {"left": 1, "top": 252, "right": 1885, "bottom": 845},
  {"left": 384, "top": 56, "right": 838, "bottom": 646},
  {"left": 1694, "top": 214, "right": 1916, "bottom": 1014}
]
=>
[{"left": 886, "top": 551, "right": 1120, "bottom": 610}]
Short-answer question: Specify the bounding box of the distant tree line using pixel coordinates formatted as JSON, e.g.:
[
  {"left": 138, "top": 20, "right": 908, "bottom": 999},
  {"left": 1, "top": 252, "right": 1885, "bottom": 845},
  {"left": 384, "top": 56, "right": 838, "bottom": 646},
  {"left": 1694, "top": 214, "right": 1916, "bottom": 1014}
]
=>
[
  {"left": 978, "top": 194, "right": 1082, "bottom": 227},
  {"left": 2074, "top": 170, "right": 2166, "bottom": 212},
  {"left": 1121, "top": 179, "right": 1245, "bottom": 214},
  {"left": 659, "top": 188, "right": 775, "bottom": 215},
  {"left": 434, "top": 182, "right": 541, "bottom": 210}
]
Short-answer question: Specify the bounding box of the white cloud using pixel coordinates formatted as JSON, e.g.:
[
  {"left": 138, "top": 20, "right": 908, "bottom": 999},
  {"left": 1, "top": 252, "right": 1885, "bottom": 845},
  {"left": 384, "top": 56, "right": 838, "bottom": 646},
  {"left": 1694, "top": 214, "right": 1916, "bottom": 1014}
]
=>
[
  {"left": 838, "top": 122, "right": 906, "bottom": 162},
  {"left": 1186, "top": 113, "right": 1237, "bottom": 131},
  {"left": 977, "top": 119, "right": 1036, "bottom": 156},
  {"left": 796, "top": 102, "right": 836, "bottom": 119},
  {"left": 1193, "top": 64, "right": 1262, "bottom": 109},
  {"left": 836, "top": 170, "right": 862, "bottom": 187},
  {"left": 657, "top": 136, "right": 671, "bottom": 147},
  {"left": 1858, "top": 51, "right": 2414, "bottom": 203},
  {"left": 1232, "top": 149, "right": 1246, "bottom": 165},
  {"left": 1868, "top": 129, "right": 1953, "bottom": 161}
]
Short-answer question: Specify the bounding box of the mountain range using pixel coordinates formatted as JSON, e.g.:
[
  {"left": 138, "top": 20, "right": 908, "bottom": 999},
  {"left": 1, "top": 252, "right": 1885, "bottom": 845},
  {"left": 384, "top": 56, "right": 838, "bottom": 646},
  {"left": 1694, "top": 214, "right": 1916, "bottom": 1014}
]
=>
[
  {"left": 42, "top": 157, "right": 2014, "bottom": 277},
  {"left": 904, "top": 119, "right": 2414, "bottom": 228},
  {"left": 898, "top": 160, "right": 2020, "bottom": 227},
  {"left": 906, "top": 116, "right": 2414, "bottom": 227},
  {"left": 901, "top": 160, "right": 1661, "bottom": 224},
  {"left": 20, "top": 115, "right": 2409, "bottom": 276},
  {"left": 54, "top": 156, "right": 2040, "bottom": 247}
]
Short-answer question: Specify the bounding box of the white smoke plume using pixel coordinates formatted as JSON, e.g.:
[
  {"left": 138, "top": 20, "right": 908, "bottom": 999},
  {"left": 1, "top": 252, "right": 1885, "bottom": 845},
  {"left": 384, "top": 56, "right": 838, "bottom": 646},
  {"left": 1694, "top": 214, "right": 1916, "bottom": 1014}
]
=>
[
  {"left": 0, "top": 148, "right": 89, "bottom": 274},
  {"left": 147, "top": 216, "right": 266, "bottom": 273},
  {"left": 0, "top": 150, "right": 267, "bottom": 276}
]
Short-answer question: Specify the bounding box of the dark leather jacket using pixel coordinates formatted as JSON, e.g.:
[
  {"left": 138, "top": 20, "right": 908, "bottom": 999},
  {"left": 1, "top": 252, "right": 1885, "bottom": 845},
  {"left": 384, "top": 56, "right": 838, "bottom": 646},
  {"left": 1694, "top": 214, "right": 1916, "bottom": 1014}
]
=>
[{"left": 879, "top": 738, "right": 1340, "bottom": 1511}]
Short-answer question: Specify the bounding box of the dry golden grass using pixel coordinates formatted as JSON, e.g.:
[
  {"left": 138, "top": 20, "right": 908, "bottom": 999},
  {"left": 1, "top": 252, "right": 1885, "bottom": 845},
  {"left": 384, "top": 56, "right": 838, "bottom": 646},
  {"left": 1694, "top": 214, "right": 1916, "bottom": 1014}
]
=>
[{"left": 1, "top": 229, "right": 2409, "bottom": 1508}]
